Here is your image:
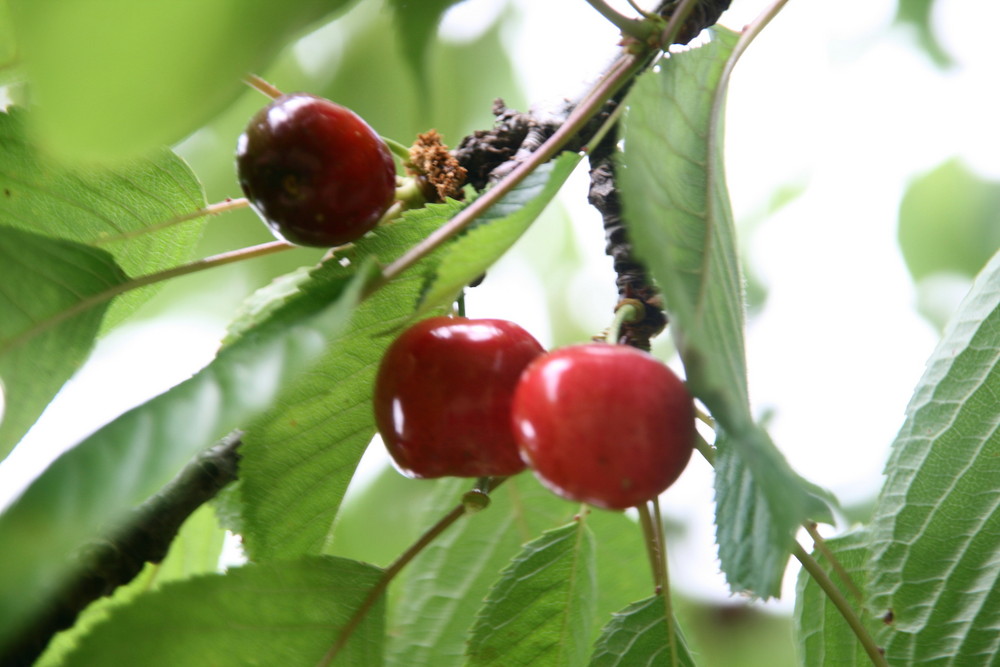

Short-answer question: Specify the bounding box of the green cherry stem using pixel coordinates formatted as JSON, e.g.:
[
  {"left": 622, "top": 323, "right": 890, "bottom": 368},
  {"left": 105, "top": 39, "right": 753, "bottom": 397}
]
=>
[
  {"left": 319, "top": 477, "right": 508, "bottom": 666},
  {"left": 636, "top": 500, "right": 678, "bottom": 666},
  {"left": 382, "top": 135, "right": 412, "bottom": 162},
  {"left": 605, "top": 299, "right": 644, "bottom": 344},
  {"left": 583, "top": 0, "right": 657, "bottom": 42},
  {"left": 0, "top": 240, "right": 297, "bottom": 358}
]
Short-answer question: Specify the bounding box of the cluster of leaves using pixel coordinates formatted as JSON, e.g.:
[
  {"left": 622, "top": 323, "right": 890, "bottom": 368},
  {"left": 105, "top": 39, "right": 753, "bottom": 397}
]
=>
[{"left": 1, "top": 1, "right": 998, "bottom": 666}]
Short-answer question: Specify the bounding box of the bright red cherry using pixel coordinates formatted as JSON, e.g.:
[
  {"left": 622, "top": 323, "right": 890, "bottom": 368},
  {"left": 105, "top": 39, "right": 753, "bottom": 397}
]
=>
[
  {"left": 373, "top": 317, "right": 545, "bottom": 478},
  {"left": 236, "top": 93, "right": 397, "bottom": 247},
  {"left": 511, "top": 343, "right": 695, "bottom": 510}
]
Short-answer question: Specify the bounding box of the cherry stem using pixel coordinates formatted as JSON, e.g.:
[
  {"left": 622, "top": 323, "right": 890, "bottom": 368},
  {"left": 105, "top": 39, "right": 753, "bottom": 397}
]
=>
[
  {"left": 583, "top": 0, "right": 656, "bottom": 42},
  {"left": 93, "top": 198, "right": 251, "bottom": 245},
  {"left": 318, "top": 477, "right": 508, "bottom": 666},
  {"left": 0, "top": 240, "right": 296, "bottom": 358},
  {"left": 636, "top": 500, "right": 678, "bottom": 666},
  {"left": 793, "top": 543, "right": 888, "bottom": 667},
  {"left": 804, "top": 521, "right": 863, "bottom": 602},
  {"left": 242, "top": 73, "right": 283, "bottom": 99},
  {"left": 382, "top": 136, "right": 412, "bottom": 162},
  {"left": 605, "top": 299, "right": 644, "bottom": 344}
]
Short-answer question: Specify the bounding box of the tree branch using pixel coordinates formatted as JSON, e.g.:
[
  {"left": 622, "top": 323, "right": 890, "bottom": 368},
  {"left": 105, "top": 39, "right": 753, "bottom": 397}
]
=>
[{"left": 2, "top": 433, "right": 242, "bottom": 667}]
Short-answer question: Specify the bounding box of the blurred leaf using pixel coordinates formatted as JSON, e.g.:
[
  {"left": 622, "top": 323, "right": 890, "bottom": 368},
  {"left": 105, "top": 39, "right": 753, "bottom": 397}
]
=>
[
  {"left": 316, "top": 4, "right": 522, "bottom": 144},
  {"left": 0, "top": 0, "right": 16, "bottom": 78},
  {"left": 8, "top": 0, "right": 355, "bottom": 161},
  {"left": 898, "top": 158, "right": 1000, "bottom": 281},
  {"left": 389, "top": 0, "right": 462, "bottom": 89},
  {"left": 895, "top": 0, "right": 953, "bottom": 67},
  {"left": 0, "top": 261, "right": 372, "bottom": 650},
  {"left": 467, "top": 520, "right": 597, "bottom": 667},
  {"left": 59, "top": 556, "right": 383, "bottom": 666},
  {"left": 618, "top": 27, "right": 830, "bottom": 598},
  {"left": 0, "top": 107, "right": 207, "bottom": 329},
  {"left": 794, "top": 530, "right": 880, "bottom": 667},
  {"left": 0, "top": 227, "right": 127, "bottom": 457},
  {"left": 418, "top": 153, "right": 583, "bottom": 316},
  {"left": 236, "top": 201, "right": 461, "bottom": 561},
  {"left": 868, "top": 249, "right": 1000, "bottom": 665},
  {"left": 37, "top": 503, "right": 226, "bottom": 666},
  {"left": 589, "top": 596, "right": 695, "bottom": 667}
]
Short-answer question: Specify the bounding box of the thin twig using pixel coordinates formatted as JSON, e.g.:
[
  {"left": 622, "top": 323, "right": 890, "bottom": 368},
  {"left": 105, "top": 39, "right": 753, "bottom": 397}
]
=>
[{"left": 1, "top": 434, "right": 243, "bottom": 666}]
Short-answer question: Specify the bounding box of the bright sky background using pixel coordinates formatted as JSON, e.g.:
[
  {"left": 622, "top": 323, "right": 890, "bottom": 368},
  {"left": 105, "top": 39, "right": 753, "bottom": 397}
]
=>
[{"left": 2, "top": 0, "right": 996, "bottom": 610}]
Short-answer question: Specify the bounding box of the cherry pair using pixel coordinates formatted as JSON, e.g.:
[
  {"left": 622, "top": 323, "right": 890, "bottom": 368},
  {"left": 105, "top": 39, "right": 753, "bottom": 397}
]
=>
[{"left": 373, "top": 317, "right": 696, "bottom": 510}]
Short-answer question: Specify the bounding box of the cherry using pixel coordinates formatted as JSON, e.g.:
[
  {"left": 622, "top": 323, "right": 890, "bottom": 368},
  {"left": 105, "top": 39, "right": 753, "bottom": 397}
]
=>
[
  {"left": 236, "top": 93, "right": 397, "bottom": 247},
  {"left": 373, "top": 316, "right": 545, "bottom": 479},
  {"left": 511, "top": 343, "right": 695, "bottom": 510}
]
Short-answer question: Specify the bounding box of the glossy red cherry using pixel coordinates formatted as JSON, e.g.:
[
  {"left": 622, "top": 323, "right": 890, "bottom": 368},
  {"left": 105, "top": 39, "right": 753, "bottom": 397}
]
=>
[
  {"left": 373, "top": 317, "right": 545, "bottom": 478},
  {"left": 511, "top": 343, "right": 695, "bottom": 510},
  {"left": 236, "top": 93, "right": 397, "bottom": 247}
]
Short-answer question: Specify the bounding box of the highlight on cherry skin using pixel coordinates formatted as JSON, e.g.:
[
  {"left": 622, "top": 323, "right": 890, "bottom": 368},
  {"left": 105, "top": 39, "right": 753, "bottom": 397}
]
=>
[
  {"left": 373, "top": 316, "right": 546, "bottom": 479},
  {"left": 511, "top": 342, "right": 696, "bottom": 510},
  {"left": 236, "top": 92, "right": 397, "bottom": 247}
]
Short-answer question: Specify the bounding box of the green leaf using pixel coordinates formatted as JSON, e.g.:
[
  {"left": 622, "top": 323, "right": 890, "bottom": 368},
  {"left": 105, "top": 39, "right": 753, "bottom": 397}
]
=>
[
  {"left": 388, "top": 0, "right": 462, "bottom": 89},
  {"left": 898, "top": 158, "right": 1000, "bottom": 281},
  {"left": 713, "top": 426, "right": 832, "bottom": 597},
  {"left": 37, "top": 503, "right": 226, "bottom": 666},
  {"left": 467, "top": 520, "right": 597, "bottom": 667},
  {"left": 589, "top": 596, "right": 695, "bottom": 667},
  {"left": 868, "top": 248, "right": 1000, "bottom": 665},
  {"left": 8, "top": 0, "right": 355, "bottom": 161},
  {"left": 618, "top": 27, "right": 830, "bottom": 598},
  {"left": 417, "top": 153, "right": 583, "bottom": 316},
  {"left": 794, "top": 531, "right": 881, "bottom": 667},
  {"left": 0, "top": 261, "right": 372, "bottom": 650},
  {"left": 0, "top": 107, "right": 207, "bottom": 329},
  {"left": 0, "top": 227, "right": 128, "bottom": 457},
  {"left": 59, "top": 556, "right": 383, "bottom": 666},
  {"left": 235, "top": 201, "right": 461, "bottom": 561}
]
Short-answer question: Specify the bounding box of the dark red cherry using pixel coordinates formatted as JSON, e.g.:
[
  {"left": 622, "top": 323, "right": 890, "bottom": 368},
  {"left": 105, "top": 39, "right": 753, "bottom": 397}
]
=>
[
  {"left": 511, "top": 343, "right": 695, "bottom": 510},
  {"left": 236, "top": 93, "right": 396, "bottom": 247},
  {"left": 373, "top": 317, "right": 545, "bottom": 478}
]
